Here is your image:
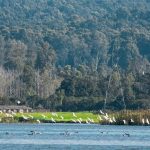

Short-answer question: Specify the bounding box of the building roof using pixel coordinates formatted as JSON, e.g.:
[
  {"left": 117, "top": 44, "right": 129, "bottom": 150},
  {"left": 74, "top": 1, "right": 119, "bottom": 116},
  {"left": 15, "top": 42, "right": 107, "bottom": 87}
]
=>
[{"left": 0, "top": 105, "right": 32, "bottom": 110}]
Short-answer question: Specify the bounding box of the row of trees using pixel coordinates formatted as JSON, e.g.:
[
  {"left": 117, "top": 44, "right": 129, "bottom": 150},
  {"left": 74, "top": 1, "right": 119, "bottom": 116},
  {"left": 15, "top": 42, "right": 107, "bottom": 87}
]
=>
[
  {"left": 0, "top": 66, "right": 62, "bottom": 102},
  {"left": 0, "top": 63, "right": 150, "bottom": 110}
]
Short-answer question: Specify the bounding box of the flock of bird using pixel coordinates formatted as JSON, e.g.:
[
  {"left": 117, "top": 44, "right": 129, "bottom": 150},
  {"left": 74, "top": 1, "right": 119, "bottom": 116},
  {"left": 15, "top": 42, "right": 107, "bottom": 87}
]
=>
[
  {"left": 4, "top": 129, "right": 130, "bottom": 137},
  {"left": 4, "top": 127, "right": 131, "bottom": 137},
  {"left": 0, "top": 110, "right": 149, "bottom": 125},
  {"left": 1, "top": 110, "right": 150, "bottom": 138},
  {"left": 100, "top": 110, "right": 150, "bottom": 125}
]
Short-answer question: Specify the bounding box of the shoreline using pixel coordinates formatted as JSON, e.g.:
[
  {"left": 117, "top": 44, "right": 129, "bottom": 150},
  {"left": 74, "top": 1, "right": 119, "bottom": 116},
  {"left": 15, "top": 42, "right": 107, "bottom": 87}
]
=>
[
  {"left": 0, "top": 121, "right": 149, "bottom": 126},
  {"left": 0, "top": 110, "right": 149, "bottom": 125}
]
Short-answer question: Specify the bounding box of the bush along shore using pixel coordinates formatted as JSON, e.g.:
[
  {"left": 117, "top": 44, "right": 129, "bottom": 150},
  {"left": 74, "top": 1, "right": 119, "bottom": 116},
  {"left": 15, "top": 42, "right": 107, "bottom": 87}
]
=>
[{"left": 0, "top": 110, "right": 149, "bottom": 125}]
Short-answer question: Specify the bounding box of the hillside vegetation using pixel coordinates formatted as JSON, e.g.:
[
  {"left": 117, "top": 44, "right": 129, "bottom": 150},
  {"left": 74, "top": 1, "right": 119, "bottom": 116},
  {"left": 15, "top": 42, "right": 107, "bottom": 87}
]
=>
[{"left": 0, "top": 0, "right": 150, "bottom": 110}]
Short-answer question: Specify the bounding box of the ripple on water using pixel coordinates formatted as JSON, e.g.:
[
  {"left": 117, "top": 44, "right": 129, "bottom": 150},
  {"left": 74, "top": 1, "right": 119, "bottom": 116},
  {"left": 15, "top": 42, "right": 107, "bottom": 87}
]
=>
[{"left": 0, "top": 124, "right": 149, "bottom": 150}]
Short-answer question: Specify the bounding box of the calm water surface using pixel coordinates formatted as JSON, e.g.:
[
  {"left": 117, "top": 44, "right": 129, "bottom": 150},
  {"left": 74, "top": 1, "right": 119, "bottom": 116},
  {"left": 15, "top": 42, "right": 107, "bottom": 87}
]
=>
[{"left": 0, "top": 123, "right": 150, "bottom": 150}]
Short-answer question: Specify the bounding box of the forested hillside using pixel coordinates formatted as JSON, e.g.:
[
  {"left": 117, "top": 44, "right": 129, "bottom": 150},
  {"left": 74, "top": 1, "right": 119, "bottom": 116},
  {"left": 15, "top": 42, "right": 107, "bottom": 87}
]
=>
[{"left": 0, "top": 0, "right": 150, "bottom": 110}]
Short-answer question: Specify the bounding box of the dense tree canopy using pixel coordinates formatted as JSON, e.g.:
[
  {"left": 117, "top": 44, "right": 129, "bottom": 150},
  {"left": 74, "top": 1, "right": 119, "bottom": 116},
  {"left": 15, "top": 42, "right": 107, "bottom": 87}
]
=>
[{"left": 0, "top": 0, "right": 150, "bottom": 110}]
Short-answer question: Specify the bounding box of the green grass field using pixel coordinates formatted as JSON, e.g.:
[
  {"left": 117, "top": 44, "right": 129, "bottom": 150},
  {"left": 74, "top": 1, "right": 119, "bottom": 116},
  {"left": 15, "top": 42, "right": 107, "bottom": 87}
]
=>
[
  {"left": 0, "top": 112, "right": 99, "bottom": 123},
  {"left": 0, "top": 110, "right": 149, "bottom": 125}
]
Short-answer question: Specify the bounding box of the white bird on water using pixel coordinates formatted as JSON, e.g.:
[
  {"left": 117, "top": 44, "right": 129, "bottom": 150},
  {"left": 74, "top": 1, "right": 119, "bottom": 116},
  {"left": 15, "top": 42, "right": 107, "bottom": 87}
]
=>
[
  {"left": 130, "top": 119, "right": 134, "bottom": 123},
  {"left": 109, "top": 118, "right": 113, "bottom": 123},
  {"left": 112, "top": 116, "right": 116, "bottom": 122},
  {"left": 71, "top": 119, "right": 76, "bottom": 123},
  {"left": 87, "top": 117, "right": 92, "bottom": 122},
  {"left": 142, "top": 118, "right": 145, "bottom": 125},
  {"left": 146, "top": 118, "right": 149, "bottom": 125},
  {"left": 90, "top": 119, "right": 94, "bottom": 123},
  {"left": 77, "top": 119, "right": 82, "bottom": 124},
  {"left": 51, "top": 117, "right": 56, "bottom": 123},
  {"left": 86, "top": 120, "right": 90, "bottom": 124},
  {"left": 36, "top": 119, "right": 40, "bottom": 124},
  {"left": 123, "top": 120, "right": 127, "bottom": 125}
]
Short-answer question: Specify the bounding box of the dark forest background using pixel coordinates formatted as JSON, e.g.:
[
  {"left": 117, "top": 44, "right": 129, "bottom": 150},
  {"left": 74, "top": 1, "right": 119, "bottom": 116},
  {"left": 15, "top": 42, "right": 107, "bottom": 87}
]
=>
[{"left": 0, "top": 0, "right": 150, "bottom": 111}]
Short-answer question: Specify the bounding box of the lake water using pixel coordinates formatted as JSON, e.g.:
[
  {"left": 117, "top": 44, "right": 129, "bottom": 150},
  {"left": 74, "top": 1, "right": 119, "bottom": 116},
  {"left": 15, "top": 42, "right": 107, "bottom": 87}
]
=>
[{"left": 0, "top": 123, "right": 150, "bottom": 150}]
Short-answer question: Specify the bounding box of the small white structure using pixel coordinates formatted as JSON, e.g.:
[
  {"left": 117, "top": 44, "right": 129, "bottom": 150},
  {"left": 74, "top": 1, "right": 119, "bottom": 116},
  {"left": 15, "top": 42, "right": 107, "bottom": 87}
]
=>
[{"left": 0, "top": 105, "right": 32, "bottom": 113}]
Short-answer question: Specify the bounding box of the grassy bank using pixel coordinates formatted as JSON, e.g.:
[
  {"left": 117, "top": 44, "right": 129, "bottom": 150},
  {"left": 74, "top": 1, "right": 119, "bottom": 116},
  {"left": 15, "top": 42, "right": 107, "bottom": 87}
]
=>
[
  {"left": 0, "top": 110, "right": 150, "bottom": 125},
  {"left": 112, "top": 110, "right": 150, "bottom": 125},
  {"left": 0, "top": 112, "right": 99, "bottom": 123}
]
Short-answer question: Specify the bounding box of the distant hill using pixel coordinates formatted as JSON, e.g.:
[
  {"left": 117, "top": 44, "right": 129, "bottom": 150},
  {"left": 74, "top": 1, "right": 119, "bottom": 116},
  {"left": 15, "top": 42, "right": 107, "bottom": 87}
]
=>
[{"left": 0, "top": 0, "right": 149, "bottom": 110}]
